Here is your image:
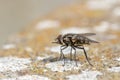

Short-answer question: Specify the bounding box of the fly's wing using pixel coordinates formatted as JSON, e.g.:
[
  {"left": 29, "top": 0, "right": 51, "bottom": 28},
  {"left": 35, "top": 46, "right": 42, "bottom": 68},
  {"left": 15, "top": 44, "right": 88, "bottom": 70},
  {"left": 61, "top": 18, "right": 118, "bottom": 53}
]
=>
[
  {"left": 78, "top": 33, "right": 96, "bottom": 36},
  {"left": 65, "top": 33, "right": 96, "bottom": 36},
  {"left": 89, "top": 39, "right": 99, "bottom": 43},
  {"left": 72, "top": 34, "right": 99, "bottom": 44},
  {"left": 81, "top": 33, "right": 99, "bottom": 43}
]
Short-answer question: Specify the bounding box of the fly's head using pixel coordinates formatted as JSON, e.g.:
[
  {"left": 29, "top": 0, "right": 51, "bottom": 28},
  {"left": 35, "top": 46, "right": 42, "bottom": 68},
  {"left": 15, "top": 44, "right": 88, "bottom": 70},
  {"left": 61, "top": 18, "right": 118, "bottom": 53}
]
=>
[{"left": 52, "top": 34, "right": 62, "bottom": 45}]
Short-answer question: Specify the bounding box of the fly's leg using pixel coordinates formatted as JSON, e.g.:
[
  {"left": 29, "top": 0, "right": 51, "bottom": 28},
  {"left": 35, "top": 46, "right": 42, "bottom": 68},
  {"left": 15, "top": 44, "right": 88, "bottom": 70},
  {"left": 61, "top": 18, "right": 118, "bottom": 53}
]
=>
[
  {"left": 59, "top": 46, "right": 63, "bottom": 60},
  {"left": 75, "top": 46, "right": 93, "bottom": 66},
  {"left": 72, "top": 46, "right": 78, "bottom": 66},
  {"left": 59, "top": 45, "right": 65, "bottom": 60},
  {"left": 70, "top": 47, "right": 73, "bottom": 61},
  {"left": 59, "top": 45, "right": 68, "bottom": 66}
]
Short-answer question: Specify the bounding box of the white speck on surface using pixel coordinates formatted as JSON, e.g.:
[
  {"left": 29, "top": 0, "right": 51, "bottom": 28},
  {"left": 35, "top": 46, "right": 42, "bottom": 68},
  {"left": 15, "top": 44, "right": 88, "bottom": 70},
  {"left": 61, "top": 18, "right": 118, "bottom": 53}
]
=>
[
  {"left": 110, "top": 23, "right": 120, "bottom": 30},
  {"left": 36, "top": 56, "right": 50, "bottom": 61},
  {"left": 94, "top": 22, "right": 120, "bottom": 32},
  {"left": 24, "top": 47, "right": 33, "bottom": 52},
  {"left": 101, "top": 55, "right": 107, "bottom": 61},
  {"left": 0, "top": 57, "right": 31, "bottom": 72},
  {"left": 87, "top": 0, "right": 119, "bottom": 10},
  {"left": 46, "top": 46, "right": 89, "bottom": 54},
  {"left": 113, "top": 7, "right": 120, "bottom": 16},
  {"left": 61, "top": 27, "right": 91, "bottom": 34},
  {"left": 108, "top": 67, "right": 120, "bottom": 72},
  {"left": 2, "top": 44, "right": 16, "bottom": 50},
  {"left": 116, "top": 57, "right": 120, "bottom": 61},
  {"left": 1, "top": 75, "right": 50, "bottom": 80},
  {"left": 36, "top": 20, "right": 60, "bottom": 30},
  {"left": 45, "top": 60, "right": 81, "bottom": 72},
  {"left": 94, "top": 21, "right": 109, "bottom": 32},
  {"left": 66, "top": 70, "right": 102, "bottom": 80}
]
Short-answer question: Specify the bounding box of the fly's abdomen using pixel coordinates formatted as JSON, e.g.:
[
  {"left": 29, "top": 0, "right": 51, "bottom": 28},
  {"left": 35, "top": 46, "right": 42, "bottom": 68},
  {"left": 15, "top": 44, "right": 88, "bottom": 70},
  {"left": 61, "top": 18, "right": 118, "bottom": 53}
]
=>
[{"left": 74, "top": 36, "right": 90, "bottom": 45}]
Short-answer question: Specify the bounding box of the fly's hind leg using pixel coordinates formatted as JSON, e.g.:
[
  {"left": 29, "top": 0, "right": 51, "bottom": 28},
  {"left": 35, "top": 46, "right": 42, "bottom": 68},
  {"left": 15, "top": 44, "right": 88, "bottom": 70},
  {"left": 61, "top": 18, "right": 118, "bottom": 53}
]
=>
[{"left": 75, "top": 46, "right": 93, "bottom": 66}]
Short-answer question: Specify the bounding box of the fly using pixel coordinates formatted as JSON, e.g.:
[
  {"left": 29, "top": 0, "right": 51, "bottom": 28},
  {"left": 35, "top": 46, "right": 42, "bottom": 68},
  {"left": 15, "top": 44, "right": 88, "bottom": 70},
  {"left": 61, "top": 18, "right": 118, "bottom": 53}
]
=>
[{"left": 53, "top": 33, "right": 99, "bottom": 66}]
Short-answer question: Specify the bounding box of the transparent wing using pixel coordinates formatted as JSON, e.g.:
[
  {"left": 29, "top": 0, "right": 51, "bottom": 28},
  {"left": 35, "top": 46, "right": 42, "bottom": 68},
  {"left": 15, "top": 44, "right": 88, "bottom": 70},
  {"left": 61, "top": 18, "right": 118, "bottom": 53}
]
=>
[
  {"left": 89, "top": 39, "right": 99, "bottom": 43},
  {"left": 78, "top": 33, "right": 96, "bottom": 36}
]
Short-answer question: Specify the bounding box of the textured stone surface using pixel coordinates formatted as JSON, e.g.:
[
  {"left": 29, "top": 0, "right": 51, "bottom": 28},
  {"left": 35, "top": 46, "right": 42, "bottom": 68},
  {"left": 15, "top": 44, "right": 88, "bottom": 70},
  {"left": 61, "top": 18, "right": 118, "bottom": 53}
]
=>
[{"left": 0, "top": 0, "right": 120, "bottom": 80}]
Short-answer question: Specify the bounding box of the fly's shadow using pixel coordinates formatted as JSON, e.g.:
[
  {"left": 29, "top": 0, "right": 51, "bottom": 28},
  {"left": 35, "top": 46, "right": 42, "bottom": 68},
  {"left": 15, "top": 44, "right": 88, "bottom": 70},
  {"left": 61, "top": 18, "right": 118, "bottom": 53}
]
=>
[
  {"left": 42, "top": 56, "right": 58, "bottom": 63},
  {"left": 42, "top": 56, "right": 77, "bottom": 63}
]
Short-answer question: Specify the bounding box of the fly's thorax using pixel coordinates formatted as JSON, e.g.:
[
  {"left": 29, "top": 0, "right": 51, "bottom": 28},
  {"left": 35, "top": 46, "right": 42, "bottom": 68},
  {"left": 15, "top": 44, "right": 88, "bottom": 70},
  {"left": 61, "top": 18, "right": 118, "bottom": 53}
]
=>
[{"left": 62, "top": 34, "right": 73, "bottom": 45}]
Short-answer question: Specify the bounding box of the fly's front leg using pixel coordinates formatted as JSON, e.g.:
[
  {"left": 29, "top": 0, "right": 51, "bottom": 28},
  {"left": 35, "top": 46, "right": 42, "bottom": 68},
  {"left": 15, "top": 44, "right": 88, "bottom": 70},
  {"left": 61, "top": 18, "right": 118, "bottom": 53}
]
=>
[
  {"left": 59, "top": 45, "right": 64, "bottom": 60},
  {"left": 59, "top": 45, "right": 68, "bottom": 65}
]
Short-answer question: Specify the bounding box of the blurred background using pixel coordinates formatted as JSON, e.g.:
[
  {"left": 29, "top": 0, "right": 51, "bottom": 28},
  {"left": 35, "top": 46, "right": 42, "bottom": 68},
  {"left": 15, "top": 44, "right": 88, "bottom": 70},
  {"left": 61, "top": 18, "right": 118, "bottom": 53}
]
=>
[{"left": 0, "top": 0, "right": 81, "bottom": 47}]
